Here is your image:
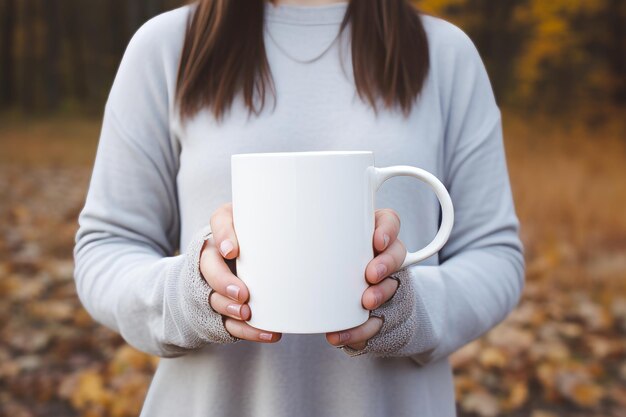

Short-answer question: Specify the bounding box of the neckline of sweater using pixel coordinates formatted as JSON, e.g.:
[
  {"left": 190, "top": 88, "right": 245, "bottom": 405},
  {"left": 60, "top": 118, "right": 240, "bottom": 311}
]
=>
[{"left": 264, "top": 1, "right": 349, "bottom": 26}]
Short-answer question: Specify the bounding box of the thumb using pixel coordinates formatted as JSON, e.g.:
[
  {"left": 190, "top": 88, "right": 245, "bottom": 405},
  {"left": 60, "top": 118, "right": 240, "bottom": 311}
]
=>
[{"left": 209, "top": 202, "right": 240, "bottom": 260}]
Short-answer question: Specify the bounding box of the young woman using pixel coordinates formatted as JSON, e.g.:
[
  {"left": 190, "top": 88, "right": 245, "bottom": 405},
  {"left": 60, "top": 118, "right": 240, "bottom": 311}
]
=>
[{"left": 74, "top": 0, "right": 524, "bottom": 415}]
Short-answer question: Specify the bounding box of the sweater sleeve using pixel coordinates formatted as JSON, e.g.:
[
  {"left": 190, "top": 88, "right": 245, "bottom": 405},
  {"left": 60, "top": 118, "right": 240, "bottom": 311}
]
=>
[
  {"left": 340, "top": 21, "right": 525, "bottom": 362},
  {"left": 73, "top": 12, "right": 239, "bottom": 358}
]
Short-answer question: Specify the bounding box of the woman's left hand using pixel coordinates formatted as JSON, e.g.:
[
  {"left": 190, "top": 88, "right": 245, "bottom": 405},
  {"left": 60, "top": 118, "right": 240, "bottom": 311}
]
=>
[{"left": 325, "top": 208, "right": 406, "bottom": 351}]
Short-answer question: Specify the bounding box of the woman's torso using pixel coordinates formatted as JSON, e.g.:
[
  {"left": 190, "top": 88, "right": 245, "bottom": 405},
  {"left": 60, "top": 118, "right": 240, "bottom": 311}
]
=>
[{"left": 142, "top": 3, "right": 457, "bottom": 416}]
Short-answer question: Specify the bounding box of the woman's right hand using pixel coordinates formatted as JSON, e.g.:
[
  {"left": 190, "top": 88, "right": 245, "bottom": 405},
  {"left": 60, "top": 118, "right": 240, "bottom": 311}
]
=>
[{"left": 200, "top": 202, "right": 282, "bottom": 343}]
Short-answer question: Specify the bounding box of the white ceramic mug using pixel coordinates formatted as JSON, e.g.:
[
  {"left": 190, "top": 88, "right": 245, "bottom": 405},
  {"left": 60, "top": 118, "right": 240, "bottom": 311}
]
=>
[{"left": 231, "top": 150, "right": 454, "bottom": 334}]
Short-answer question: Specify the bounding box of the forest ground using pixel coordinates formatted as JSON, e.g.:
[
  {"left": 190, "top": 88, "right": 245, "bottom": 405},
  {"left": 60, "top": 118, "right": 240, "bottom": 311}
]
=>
[{"left": 0, "top": 112, "right": 625, "bottom": 417}]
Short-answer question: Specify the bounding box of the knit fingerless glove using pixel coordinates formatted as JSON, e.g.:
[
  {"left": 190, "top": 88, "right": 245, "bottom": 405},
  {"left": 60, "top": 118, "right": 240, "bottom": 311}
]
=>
[
  {"left": 173, "top": 225, "right": 241, "bottom": 346},
  {"left": 338, "top": 267, "right": 436, "bottom": 358}
]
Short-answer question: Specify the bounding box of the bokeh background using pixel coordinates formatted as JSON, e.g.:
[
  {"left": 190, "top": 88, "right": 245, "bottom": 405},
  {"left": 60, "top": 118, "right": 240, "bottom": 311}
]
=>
[{"left": 1, "top": 0, "right": 625, "bottom": 416}]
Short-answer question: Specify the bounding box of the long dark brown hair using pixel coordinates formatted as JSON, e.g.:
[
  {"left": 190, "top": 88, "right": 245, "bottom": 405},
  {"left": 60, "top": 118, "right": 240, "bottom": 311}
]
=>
[{"left": 176, "top": 0, "right": 430, "bottom": 121}]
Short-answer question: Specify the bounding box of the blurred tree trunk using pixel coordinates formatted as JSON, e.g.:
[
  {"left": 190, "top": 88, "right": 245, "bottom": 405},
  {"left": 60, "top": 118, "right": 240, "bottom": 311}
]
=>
[
  {"left": 466, "top": 0, "right": 525, "bottom": 104},
  {"left": 0, "top": 0, "right": 16, "bottom": 107},
  {"left": 127, "top": 1, "right": 143, "bottom": 37},
  {"left": 608, "top": 0, "right": 626, "bottom": 106},
  {"left": 66, "top": 0, "right": 87, "bottom": 100},
  {"left": 108, "top": 0, "right": 127, "bottom": 59},
  {"left": 146, "top": 0, "right": 164, "bottom": 19},
  {"left": 43, "top": 0, "right": 61, "bottom": 110},
  {"left": 20, "top": 0, "right": 37, "bottom": 113}
]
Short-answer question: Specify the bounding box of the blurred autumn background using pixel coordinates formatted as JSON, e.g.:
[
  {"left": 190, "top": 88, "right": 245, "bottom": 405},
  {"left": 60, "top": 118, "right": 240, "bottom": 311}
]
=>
[{"left": 0, "top": 0, "right": 625, "bottom": 416}]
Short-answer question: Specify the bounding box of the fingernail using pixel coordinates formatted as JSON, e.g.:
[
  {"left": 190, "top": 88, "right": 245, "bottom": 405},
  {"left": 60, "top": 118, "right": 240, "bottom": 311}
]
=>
[
  {"left": 376, "top": 263, "right": 388, "bottom": 279},
  {"left": 220, "top": 239, "right": 234, "bottom": 257},
  {"left": 374, "top": 292, "right": 382, "bottom": 306},
  {"left": 226, "top": 284, "right": 240, "bottom": 301},
  {"left": 383, "top": 233, "right": 390, "bottom": 249},
  {"left": 259, "top": 333, "right": 273, "bottom": 341},
  {"left": 339, "top": 332, "right": 351, "bottom": 343},
  {"left": 226, "top": 304, "right": 241, "bottom": 317}
]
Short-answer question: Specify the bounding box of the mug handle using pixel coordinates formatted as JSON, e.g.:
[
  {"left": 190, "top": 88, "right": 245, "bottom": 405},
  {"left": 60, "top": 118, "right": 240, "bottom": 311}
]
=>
[{"left": 373, "top": 166, "right": 454, "bottom": 269}]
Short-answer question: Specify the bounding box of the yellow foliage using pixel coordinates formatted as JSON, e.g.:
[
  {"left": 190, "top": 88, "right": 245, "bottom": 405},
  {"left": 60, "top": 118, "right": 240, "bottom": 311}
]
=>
[
  {"left": 70, "top": 370, "right": 112, "bottom": 410},
  {"left": 531, "top": 411, "right": 558, "bottom": 417},
  {"left": 417, "top": 0, "right": 621, "bottom": 108},
  {"left": 568, "top": 381, "right": 604, "bottom": 407},
  {"left": 109, "top": 345, "right": 153, "bottom": 375},
  {"left": 502, "top": 381, "right": 529, "bottom": 411},
  {"left": 479, "top": 347, "right": 508, "bottom": 369},
  {"left": 417, "top": 0, "right": 464, "bottom": 16}
]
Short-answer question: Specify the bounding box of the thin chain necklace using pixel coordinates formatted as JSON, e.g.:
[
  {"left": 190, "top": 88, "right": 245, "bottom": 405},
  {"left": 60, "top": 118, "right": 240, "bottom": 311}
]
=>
[{"left": 265, "top": 24, "right": 343, "bottom": 64}]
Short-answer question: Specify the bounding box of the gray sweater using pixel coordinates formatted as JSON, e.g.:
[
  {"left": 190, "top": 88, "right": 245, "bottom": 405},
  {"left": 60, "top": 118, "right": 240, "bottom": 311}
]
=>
[{"left": 73, "top": 2, "right": 524, "bottom": 416}]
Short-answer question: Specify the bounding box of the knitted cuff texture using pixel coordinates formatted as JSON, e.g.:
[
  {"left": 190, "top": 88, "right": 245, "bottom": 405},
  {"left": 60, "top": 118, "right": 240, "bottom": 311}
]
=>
[
  {"left": 338, "top": 267, "right": 417, "bottom": 358},
  {"left": 179, "top": 225, "right": 241, "bottom": 345}
]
